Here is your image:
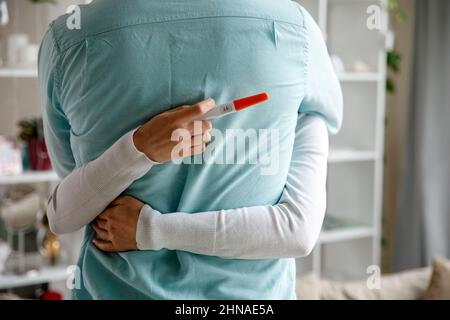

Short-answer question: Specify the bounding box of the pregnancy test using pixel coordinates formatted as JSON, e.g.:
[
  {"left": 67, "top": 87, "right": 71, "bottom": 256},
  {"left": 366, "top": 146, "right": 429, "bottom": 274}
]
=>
[{"left": 196, "top": 93, "right": 270, "bottom": 120}]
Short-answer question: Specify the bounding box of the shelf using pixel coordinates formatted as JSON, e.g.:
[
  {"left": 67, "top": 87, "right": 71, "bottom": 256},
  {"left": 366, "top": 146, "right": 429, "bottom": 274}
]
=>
[
  {"left": 328, "top": 148, "right": 378, "bottom": 163},
  {"left": 338, "top": 72, "right": 380, "bottom": 82},
  {"left": 319, "top": 226, "right": 374, "bottom": 243},
  {"left": 319, "top": 215, "right": 374, "bottom": 243},
  {"left": 0, "top": 67, "right": 38, "bottom": 78},
  {"left": 0, "top": 171, "right": 59, "bottom": 185},
  {"left": 0, "top": 265, "right": 69, "bottom": 290}
]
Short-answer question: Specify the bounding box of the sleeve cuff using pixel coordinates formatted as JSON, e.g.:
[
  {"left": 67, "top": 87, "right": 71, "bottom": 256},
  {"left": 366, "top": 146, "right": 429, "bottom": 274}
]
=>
[
  {"left": 128, "top": 128, "right": 161, "bottom": 166},
  {"left": 136, "top": 205, "right": 163, "bottom": 250},
  {"left": 136, "top": 205, "right": 217, "bottom": 255}
]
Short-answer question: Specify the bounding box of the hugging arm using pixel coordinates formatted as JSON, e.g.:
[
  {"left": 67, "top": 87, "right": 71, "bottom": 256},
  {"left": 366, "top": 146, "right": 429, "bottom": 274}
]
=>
[
  {"left": 133, "top": 114, "right": 328, "bottom": 259},
  {"left": 45, "top": 130, "right": 156, "bottom": 234},
  {"left": 42, "top": 100, "right": 214, "bottom": 235}
]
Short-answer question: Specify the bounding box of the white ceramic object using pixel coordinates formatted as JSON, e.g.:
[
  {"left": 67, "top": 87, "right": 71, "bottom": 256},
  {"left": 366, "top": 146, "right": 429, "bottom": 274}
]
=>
[
  {"left": 0, "top": 137, "right": 22, "bottom": 176},
  {"left": 7, "top": 33, "right": 29, "bottom": 67},
  {"left": 351, "top": 60, "right": 372, "bottom": 73},
  {"left": 18, "top": 44, "right": 39, "bottom": 67},
  {"left": 1, "top": 192, "right": 41, "bottom": 230},
  {"left": 0, "top": 0, "right": 9, "bottom": 26},
  {"left": 385, "top": 29, "right": 396, "bottom": 51}
]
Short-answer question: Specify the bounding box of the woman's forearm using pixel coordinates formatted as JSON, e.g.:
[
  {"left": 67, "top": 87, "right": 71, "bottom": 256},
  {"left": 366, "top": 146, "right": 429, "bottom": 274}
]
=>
[
  {"left": 47, "top": 129, "right": 156, "bottom": 234},
  {"left": 136, "top": 114, "right": 329, "bottom": 259},
  {"left": 47, "top": 99, "right": 215, "bottom": 235}
]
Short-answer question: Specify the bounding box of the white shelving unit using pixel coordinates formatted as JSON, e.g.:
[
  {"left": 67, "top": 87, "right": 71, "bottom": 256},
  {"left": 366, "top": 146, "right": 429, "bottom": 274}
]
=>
[
  {"left": 338, "top": 72, "right": 381, "bottom": 82},
  {"left": 0, "top": 0, "right": 90, "bottom": 296},
  {"left": 0, "top": 169, "right": 61, "bottom": 291},
  {"left": 0, "top": 31, "right": 60, "bottom": 293},
  {"left": 296, "top": 0, "right": 388, "bottom": 281},
  {"left": 0, "top": 168, "right": 61, "bottom": 291},
  {"left": 0, "top": 171, "right": 58, "bottom": 185},
  {"left": 0, "top": 266, "right": 68, "bottom": 290},
  {"left": 319, "top": 226, "right": 374, "bottom": 244},
  {"left": 0, "top": 67, "right": 38, "bottom": 78},
  {"left": 0, "top": 15, "right": 65, "bottom": 291},
  {"left": 0, "top": 70, "right": 61, "bottom": 290},
  {"left": 328, "top": 148, "right": 378, "bottom": 163}
]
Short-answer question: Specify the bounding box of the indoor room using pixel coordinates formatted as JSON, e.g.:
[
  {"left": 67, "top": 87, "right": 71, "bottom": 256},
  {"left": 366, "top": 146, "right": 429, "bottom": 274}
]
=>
[{"left": 0, "top": 0, "right": 448, "bottom": 303}]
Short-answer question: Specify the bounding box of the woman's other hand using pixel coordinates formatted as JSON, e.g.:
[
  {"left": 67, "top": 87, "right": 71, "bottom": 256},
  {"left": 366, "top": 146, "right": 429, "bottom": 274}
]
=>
[{"left": 92, "top": 196, "right": 144, "bottom": 252}]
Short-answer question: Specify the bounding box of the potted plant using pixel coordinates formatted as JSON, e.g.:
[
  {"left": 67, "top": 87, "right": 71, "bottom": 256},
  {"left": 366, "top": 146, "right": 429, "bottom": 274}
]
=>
[{"left": 18, "top": 118, "right": 52, "bottom": 171}]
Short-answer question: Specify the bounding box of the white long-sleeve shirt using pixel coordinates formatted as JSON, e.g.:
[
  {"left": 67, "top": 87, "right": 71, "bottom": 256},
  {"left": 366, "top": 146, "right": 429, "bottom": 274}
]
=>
[{"left": 47, "top": 114, "right": 329, "bottom": 259}]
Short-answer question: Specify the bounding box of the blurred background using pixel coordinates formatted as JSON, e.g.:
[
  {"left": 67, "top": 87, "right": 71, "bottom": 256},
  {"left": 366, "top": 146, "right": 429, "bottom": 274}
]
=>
[{"left": 0, "top": 0, "right": 448, "bottom": 300}]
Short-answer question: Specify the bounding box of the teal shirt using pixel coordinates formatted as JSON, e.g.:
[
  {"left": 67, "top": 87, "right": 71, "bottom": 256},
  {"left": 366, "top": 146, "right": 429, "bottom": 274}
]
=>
[{"left": 39, "top": 0, "right": 342, "bottom": 299}]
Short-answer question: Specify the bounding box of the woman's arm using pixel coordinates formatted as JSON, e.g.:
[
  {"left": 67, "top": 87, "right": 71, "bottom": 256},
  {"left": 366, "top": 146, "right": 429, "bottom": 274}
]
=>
[
  {"left": 95, "top": 114, "right": 328, "bottom": 259},
  {"left": 46, "top": 100, "right": 215, "bottom": 234},
  {"left": 46, "top": 129, "right": 156, "bottom": 234},
  {"left": 136, "top": 114, "right": 328, "bottom": 259}
]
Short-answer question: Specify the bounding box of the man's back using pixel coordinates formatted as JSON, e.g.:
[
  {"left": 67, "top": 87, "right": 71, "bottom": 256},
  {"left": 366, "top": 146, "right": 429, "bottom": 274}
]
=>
[{"left": 39, "top": 0, "right": 341, "bottom": 299}]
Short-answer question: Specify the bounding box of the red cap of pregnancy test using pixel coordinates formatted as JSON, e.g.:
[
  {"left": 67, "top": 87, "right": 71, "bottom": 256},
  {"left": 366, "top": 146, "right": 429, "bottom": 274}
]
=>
[{"left": 233, "top": 93, "right": 270, "bottom": 111}]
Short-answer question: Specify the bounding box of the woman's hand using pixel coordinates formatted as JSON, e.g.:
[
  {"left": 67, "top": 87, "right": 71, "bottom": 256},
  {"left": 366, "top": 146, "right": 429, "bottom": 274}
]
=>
[
  {"left": 133, "top": 98, "right": 215, "bottom": 163},
  {"left": 92, "top": 196, "right": 144, "bottom": 252}
]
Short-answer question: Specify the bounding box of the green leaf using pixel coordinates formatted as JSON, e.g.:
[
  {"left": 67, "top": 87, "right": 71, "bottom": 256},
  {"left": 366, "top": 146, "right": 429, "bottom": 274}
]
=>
[
  {"left": 387, "top": 50, "right": 401, "bottom": 73},
  {"left": 386, "top": 78, "right": 395, "bottom": 93},
  {"left": 388, "top": 0, "right": 399, "bottom": 11},
  {"left": 17, "top": 118, "right": 44, "bottom": 141}
]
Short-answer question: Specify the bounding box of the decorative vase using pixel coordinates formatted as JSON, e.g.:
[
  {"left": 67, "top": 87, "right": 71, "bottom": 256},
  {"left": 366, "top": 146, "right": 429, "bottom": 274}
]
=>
[
  {"left": 36, "top": 212, "right": 62, "bottom": 266},
  {"left": 1, "top": 190, "right": 43, "bottom": 274},
  {"left": 0, "top": 0, "right": 9, "bottom": 27},
  {"left": 37, "top": 229, "right": 61, "bottom": 266},
  {"left": 27, "top": 138, "right": 52, "bottom": 171}
]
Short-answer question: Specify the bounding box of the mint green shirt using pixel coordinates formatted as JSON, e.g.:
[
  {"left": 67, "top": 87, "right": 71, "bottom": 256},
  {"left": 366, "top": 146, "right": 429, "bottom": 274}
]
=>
[{"left": 39, "top": 0, "right": 342, "bottom": 299}]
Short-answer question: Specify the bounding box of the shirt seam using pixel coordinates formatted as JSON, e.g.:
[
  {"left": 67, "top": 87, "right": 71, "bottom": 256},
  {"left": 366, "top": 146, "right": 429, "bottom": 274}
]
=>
[
  {"left": 294, "top": 2, "right": 307, "bottom": 28},
  {"left": 48, "top": 24, "right": 63, "bottom": 107},
  {"left": 299, "top": 19, "right": 311, "bottom": 114},
  {"left": 56, "top": 14, "right": 306, "bottom": 53}
]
